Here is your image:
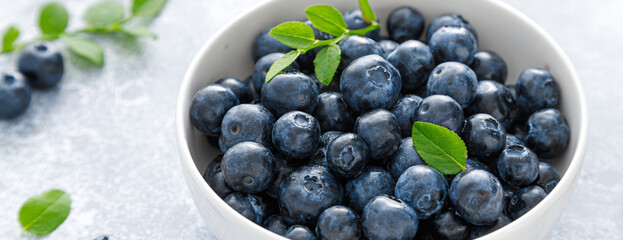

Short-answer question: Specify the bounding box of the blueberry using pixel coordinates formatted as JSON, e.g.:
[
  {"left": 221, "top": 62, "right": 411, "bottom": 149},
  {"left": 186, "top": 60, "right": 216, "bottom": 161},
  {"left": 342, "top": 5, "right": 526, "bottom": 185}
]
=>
[
  {"left": 316, "top": 206, "right": 362, "bottom": 240},
  {"left": 202, "top": 155, "right": 233, "bottom": 198},
  {"left": 219, "top": 104, "right": 275, "bottom": 152},
  {"left": 465, "top": 158, "right": 490, "bottom": 171},
  {"left": 470, "top": 50, "right": 508, "bottom": 83},
  {"left": 252, "top": 27, "right": 293, "bottom": 61},
  {"left": 17, "top": 42, "right": 64, "bottom": 89},
  {"left": 284, "top": 225, "right": 318, "bottom": 240},
  {"left": 494, "top": 145, "right": 539, "bottom": 187},
  {"left": 340, "top": 54, "right": 402, "bottom": 112},
  {"left": 503, "top": 187, "right": 515, "bottom": 215},
  {"left": 508, "top": 185, "right": 547, "bottom": 219},
  {"left": 261, "top": 73, "right": 319, "bottom": 117},
  {"left": 395, "top": 165, "right": 448, "bottom": 219},
  {"left": 426, "top": 14, "right": 478, "bottom": 43},
  {"left": 536, "top": 162, "right": 561, "bottom": 193},
  {"left": 310, "top": 131, "right": 344, "bottom": 168},
  {"left": 515, "top": 68, "right": 559, "bottom": 114},
  {"left": 450, "top": 169, "right": 504, "bottom": 226},
  {"left": 354, "top": 109, "right": 402, "bottom": 163},
  {"left": 506, "top": 134, "right": 526, "bottom": 147},
  {"left": 266, "top": 153, "right": 304, "bottom": 199},
  {"left": 252, "top": 53, "right": 300, "bottom": 95},
  {"left": 223, "top": 192, "right": 264, "bottom": 224},
  {"left": 320, "top": 131, "right": 343, "bottom": 146},
  {"left": 377, "top": 40, "right": 399, "bottom": 58},
  {"left": 468, "top": 214, "right": 512, "bottom": 239},
  {"left": 429, "top": 26, "right": 477, "bottom": 65},
  {"left": 264, "top": 215, "right": 289, "bottom": 235},
  {"left": 387, "top": 6, "right": 425, "bottom": 43},
  {"left": 345, "top": 166, "right": 394, "bottom": 213},
  {"left": 427, "top": 62, "right": 478, "bottom": 108},
  {"left": 0, "top": 72, "right": 31, "bottom": 119},
  {"left": 216, "top": 77, "right": 254, "bottom": 103},
  {"left": 431, "top": 208, "right": 471, "bottom": 240},
  {"left": 326, "top": 133, "right": 369, "bottom": 178},
  {"left": 388, "top": 137, "right": 425, "bottom": 179},
  {"left": 189, "top": 84, "right": 239, "bottom": 136},
  {"left": 526, "top": 108, "right": 570, "bottom": 159},
  {"left": 391, "top": 95, "right": 423, "bottom": 137},
  {"left": 299, "top": 21, "right": 334, "bottom": 73},
  {"left": 222, "top": 142, "right": 274, "bottom": 194},
  {"left": 92, "top": 235, "right": 113, "bottom": 240},
  {"left": 361, "top": 195, "right": 418, "bottom": 240},
  {"left": 279, "top": 165, "right": 343, "bottom": 226},
  {"left": 260, "top": 194, "right": 280, "bottom": 218},
  {"left": 337, "top": 36, "right": 383, "bottom": 70},
  {"left": 272, "top": 111, "right": 321, "bottom": 159},
  {"left": 461, "top": 113, "right": 507, "bottom": 161},
  {"left": 343, "top": 9, "right": 380, "bottom": 41},
  {"left": 466, "top": 80, "right": 517, "bottom": 129},
  {"left": 387, "top": 40, "right": 435, "bottom": 92},
  {"left": 313, "top": 92, "right": 353, "bottom": 132},
  {"left": 414, "top": 95, "right": 464, "bottom": 133}
]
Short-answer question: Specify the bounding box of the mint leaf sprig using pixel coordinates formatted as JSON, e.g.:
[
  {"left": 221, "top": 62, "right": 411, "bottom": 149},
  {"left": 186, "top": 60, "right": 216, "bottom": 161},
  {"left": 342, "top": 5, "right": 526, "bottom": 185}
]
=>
[{"left": 265, "top": 0, "right": 380, "bottom": 86}]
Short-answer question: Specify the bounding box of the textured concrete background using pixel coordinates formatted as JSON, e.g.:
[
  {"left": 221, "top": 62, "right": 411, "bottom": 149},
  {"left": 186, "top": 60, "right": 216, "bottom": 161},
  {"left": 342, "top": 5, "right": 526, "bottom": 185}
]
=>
[{"left": 0, "top": 0, "right": 621, "bottom": 239}]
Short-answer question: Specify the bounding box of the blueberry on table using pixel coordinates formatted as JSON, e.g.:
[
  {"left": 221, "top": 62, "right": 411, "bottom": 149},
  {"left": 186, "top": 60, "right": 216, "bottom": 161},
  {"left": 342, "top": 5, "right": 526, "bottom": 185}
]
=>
[
  {"left": 264, "top": 215, "right": 289, "bottom": 235},
  {"left": 216, "top": 77, "right": 254, "bottom": 103},
  {"left": 223, "top": 192, "right": 264, "bottom": 224},
  {"left": 17, "top": 42, "right": 64, "bottom": 89},
  {"left": 202, "top": 155, "right": 233, "bottom": 198},
  {"left": 494, "top": 145, "right": 539, "bottom": 187},
  {"left": 313, "top": 92, "right": 353, "bottom": 132},
  {"left": 272, "top": 111, "right": 321, "bottom": 159},
  {"left": 361, "top": 195, "right": 418, "bottom": 240},
  {"left": 395, "top": 165, "right": 448, "bottom": 219},
  {"left": 505, "top": 134, "right": 526, "bottom": 147},
  {"left": 430, "top": 208, "right": 471, "bottom": 240},
  {"left": 189, "top": 84, "right": 239, "bottom": 136},
  {"left": 508, "top": 185, "right": 547, "bottom": 220},
  {"left": 354, "top": 109, "right": 402, "bottom": 163},
  {"left": 468, "top": 214, "right": 512, "bottom": 239},
  {"left": 221, "top": 142, "right": 274, "bottom": 194},
  {"left": 515, "top": 68, "right": 559, "bottom": 114},
  {"left": 391, "top": 95, "right": 423, "bottom": 138},
  {"left": 426, "top": 13, "right": 478, "bottom": 43},
  {"left": 219, "top": 104, "right": 275, "bottom": 152},
  {"left": 376, "top": 40, "right": 399, "bottom": 58},
  {"left": 388, "top": 137, "right": 425, "bottom": 179},
  {"left": 266, "top": 153, "right": 304, "bottom": 199},
  {"left": 252, "top": 53, "right": 300, "bottom": 95},
  {"left": 315, "top": 206, "right": 362, "bottom": 240},
  {"left": 470, "top": 50, "right": 508, "bottom": 83},
  {"left": 429, "top": 26, "right": 478, "bottom": 65},
  {"left": 283, "top": 225, "right": 318, "bottom": 240},
  {"left": 326, "top": 133, "right": 369, "bottom": 178},
  {"left": 427, "top": 62, "right": 478, "bottom": 108},
  {"left": 387, "top": 6, "right": 425, "bottom": 43},
  {"left": 450, "top": 169, "right": 504, "bottom": 226},
  {"left": 0, "top": 72, "right": 31, "bottom": 119},
  {"left": 387, "top": 40, "right": 435, "bottom": 92},
  {"left": 343, "top": 9, "right": 380, "bottom": 41},
  {"left": 340, "top": 54, "right": 402, "bottom": 113},
  {"left": 461, "top": 113, "right": 507, "bottom": 161},
  {"left": 526, "top": 108, "right": 570, "bottom": 159},
  {"left": 337, "top": 36, "right": 383, "bottom": 70},
  {"left": 279, "top": 165, "right": 343, "bottom": 226},
  {"left": 536, "top": 162, "right": 561, "bottom": 193},
  {"left": 345, "top": 166, "right": 395, "bottom": 213},
  {"left": 261, "top": 72, "right": 319, "bottom": 117},
  {"left": 465, "top": 158, "right": 490, "bottom": 171},
  {"left": 252, "top": 27, "right": 293, "bottom": 62},
  {"left": 414, "top": 95, "right": 464, "bottom": 133},
  {"left": 466, "top": 80, "right": 517, "bottom": 129}
]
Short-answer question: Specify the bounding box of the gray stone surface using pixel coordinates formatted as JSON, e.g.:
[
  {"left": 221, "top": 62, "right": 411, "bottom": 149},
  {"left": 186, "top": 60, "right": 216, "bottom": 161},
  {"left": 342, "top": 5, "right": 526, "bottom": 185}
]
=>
[{"left": 0, "top": 0, "right": 620, "bottom": 239}]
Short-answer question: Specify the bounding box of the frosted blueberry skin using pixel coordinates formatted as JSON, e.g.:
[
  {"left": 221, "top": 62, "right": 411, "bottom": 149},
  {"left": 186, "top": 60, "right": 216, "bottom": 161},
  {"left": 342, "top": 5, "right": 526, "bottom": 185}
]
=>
[
  {"left": 354, "top": 109, "right": 402, "bottom": 163},
  {"left": 526, "top": 108, "right": 570, "bottom": 159},
  {"left": 515, "top": 68, "right": 559, "bottom": 114},
  {"left": 395, "top": 165, "right": 448, "bottom": 219},
  {"left": 345, "top": 166, "right": 395, "bottom": 213},
  {"left": 461, "top": 113, "right": 507, "bottom": 161},
  {"left": 508, "top": 185, "right": 547, "bottom": 220},
  {"left": 388, "top": 137, "right": 425, "bottom": 179},
  {"left": 310, "top": 131, "right": 344, "bottom": 168},
  {"left": 219, "top": 104, "right": 275, "bottom": 152},
  {"left": 506, "top": 134, "right": 526, "bottom": 147},
  {"left": 450, "top": 169, "right": 504, "bottom": 226},
  {"left": 536, "top": 162, "right": 561, "bottom": 193},
  {"left": 252, "top": 53, "right": 300, "bottom": 95},
  {"left": 216, "top": 77, "right": 254, "bottom": 103},
  {"left": 468, "top": 214, "right": 512, "bottom": 239},
  {"left": 361, "top": 195, "right": 419, "bottom": 240},
  {"left": 272, "top": 111, "right": 321, "bottom": 159},
  {"left": 429, "top": 26, "right": 478, "bottom": 65},
  {"left": 431, "top": 208, "right": 471, "bottom": 240},
  {"left": 266, "top": 153, "right": 305, "bottom": 199},
  {"left": 223, "top": 192, "right": 264, "bottom": 224},
  {"left": 252, "top": 27, "right": 293, "bottom": 62},
  {"left": 495, "top": 145, "right": 540, "bottom": 187},
  {"left": 343, "top": 9, "right": 380, "bottom": 41},
  {"left": 377, "top": 40, "right": 399, "bottom": 58},
  {"left": 264, "top": 215, "right": 289, "bottom": 235},
  {"left": 391, "top": 95, "right": 423, "bottom": 137},
  {"left": 261, "top": 72, "right": 319, "bottom": 117},
  {"left": 326, "top": 133, "right": 369, "bottom": 178},
  {"left": 387, "top": 6, "right": 425, "bottom": 43},
  {"left": 313, "top": 92, "right": 353, "bottom": 132},
  {"left": 466, "top": 80, "right": 517, "bottom": 129},
  {"left": 315, "top": 206, "right": 362, "bottom": 240},
  {"left": 465, "top": 158, "right": 490, "bottom": 172},
  {"left": 426, "top": 13, "right": 478, "bottom": 43},
  {"left": 0, "top": 72, "right": 31, "bottom": 119},
  {"left": 470, "top": 50, "right": 508, "bottom": 83},
  {"left": 414, "top": 95, "right": 465, "bottom": 134},
  {"left": 202, "top": 155, "right": 233, "bottom": 198},
  {"left": 279, "top": 165, "right": 343, "bottom": 226},
  {"left": 17, "top": 43, "right": 64, "bottom": 89},
  {"left": 189, "top": 84, "right": 239, "bottom": 136},
  {"left": 221, "top": 142, "right": 275, "bottom": 194},
  {"left": 338, "top": 36, "right": 383, "bottom": 70},
  {"left": 387, "top": 40, "right": 435, "bottom": 92},
  {"left": 341, "top": 54, "right": 402, "bottom": 113},
  {"left": 427, "top": 62, "right": 478, "bottom": 109},
  {"left": 284, "top": 225, "right": 318, "bottom": 240}
]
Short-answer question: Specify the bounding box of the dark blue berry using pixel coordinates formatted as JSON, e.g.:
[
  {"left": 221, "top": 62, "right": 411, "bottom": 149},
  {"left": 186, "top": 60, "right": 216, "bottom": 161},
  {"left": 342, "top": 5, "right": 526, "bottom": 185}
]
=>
[
  {"left": 450, "top": 169, "right": 504, "bottom": 226},
  {"left": 468, "top": 214, "right": 512, "bottom": 239},
  {"left": 377, "top": 40, "right": 399, "bottom": 58},
  {"left": 343, "top": 9, "right": 380, "bottom": 41},
  {"left": 264, "top": 215, "right": 289, "bottom": 235},
  {"left": 526, "top": 108, "right": 570, "bottom": 159},
  {"left": 494, "top": 145, "right": 539, "bottom": 187},
  {"left": 414, "top": 95, "right": 464, "bottom": 133},
  {"left": 261, "top": 72, "right": 319, "bottom": 117},
  {"left": 387, "top": 40, "right": 435, "bottom": 92},
  {"left": 354, "top": 109, "right": 402, "bottom": 163},
  {"left": 266, "top": 153, "right": 304, "bottom": 199},
  {"left": 0, "top": 72, "right": 31, "bottom": 119},
  {"left": 461, "top": 113, "right": 507, "bottom": 161},
  {"left": 315, "top": 206, "right": 362, "bottom": 240},
  {"left": 505, "top": 134, "right": 525, "bottom": 147},
  {"left": 429, "top": 26, "right": 477, "bottom": 65},
  {"left": 427, "top": 62, "right": 478, "bottom": 108},
  {"left": 536, "top": 162, "right": 560, "bottom": 193},
  {"left": 503, "top": 187, "right": 515, "bottom": 215},
  {"left": 223, "top": 192, "right": 263, "bottom": 224},
  {"left": 387, "top": 6, "right": 425, "bottom": 43},
  {"left": 395, "top": 165, "right": 448, "bottom": 219},
  {"left": 313, "top": 92, "right": 353, "bottom": 132},
  {"left": 426, "top": 14, "right": 478, "bottom": 43},
  {"left": 391, "top": 95, "right": 423, "bottom": 137},
  {"left": 466, "top": 80, "right": 517, "bottom": 129},
  {"left": 222, "top": 142, "right": 274, "bottom": 194},
  {"left": 470, "top": 50, "right": 508, "bottom": 83},
  {"left": 326, "top": 133, "right": 369, "bottom": 178},
  {"left": 272, "top": 111, "right": 321, "bottom": 159},
  {"left": 284, "top": 225, "right": 318, "bottom": 240},
  {"left": 338, "top": 36, "right": 383, "bottom": 70},
  {"left": 515, "top": 68, "right": 559, "bottom": 114},
  {"left": 252, "top": 53, "right": 300, "bottom": 95},
  {"left": 216, "top": 77, "right": 254, "bottom": 103},
  {"left": 260, "top": 193, "right": 280, "bottom": 218},
  {"left": 310, "top": 131, "right": 344, "bottom": 168},
  {"left": 17, "top": 43, "right": 64, "bottom": 89},
  {"left": 189, "top": 84, "right": 239, "bottom": 136},
  {"left": 508, "top": 185, "right": 547, "bottom": 220},
  {"left": 252, "top": 27, "right": 293, "bottom": 61},
  {"left": 202, "top": 155, "right": 233, "bottom": 198},
  {"left": 361, "top": 195, "right": 418, "bottom": 240},
  {"left": 465, "top": 158, "right": 490, "bottom": 171},
  {"left": 388, "top": 137, "right": 425, "bottom": 179},
  {"left": 219, "top": 104, "right": 275, "bottom": 152},
  {"left": 431, "top": 208, "right": 471, "bottom": 240},
  {"left": 345, "top": 166, "right": 395, "bottom": 213}
]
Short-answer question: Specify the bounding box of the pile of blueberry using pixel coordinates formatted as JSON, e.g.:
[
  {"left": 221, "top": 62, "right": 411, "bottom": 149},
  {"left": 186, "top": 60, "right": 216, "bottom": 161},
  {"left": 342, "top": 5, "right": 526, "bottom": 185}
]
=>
[
  {"left": 0, "top": 43, "right": 64, "bottom": 119},
  {"left": 191, "top": 6, "right": 569, "bottom": 240}
]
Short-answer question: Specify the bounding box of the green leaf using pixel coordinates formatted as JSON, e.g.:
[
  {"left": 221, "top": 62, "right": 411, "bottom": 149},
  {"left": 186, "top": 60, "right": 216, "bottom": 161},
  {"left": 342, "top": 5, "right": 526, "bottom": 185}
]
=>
[
  {"left": 2, "top": 26, "right": 19, "bottom": 52},
  {"left": 19, "top": 189, "right": 71, "bottom": 236},
  {"left": 269, "top": 21, "right": 315, "bottom": 49},
  {"left": 313, "top": 44, "right": 341, "bottom": 86},
  {"left": 412, "top": 122, "right": 467, "bottom": 175},
  {"left": 305, "top": 5, "right": 347, "bottom": 37},
  {"left": 132, "top": 0, "right": 167, "bottom": 18},
  {"left": 83, "top": 0, "right": 125, "bottom": 27},
  {"left": 39, "top": 2, "right": 69, "bottom": 35},
  {"left": 358, "top": 0, "right": 377, "bottom": 23},
  {"left": 60, "top": 36, "right": 104, "bottom": 66},
  {"left": 120, "top": 25, "right": 157, "bottom": 39},
  {"left": 265, "top": 50, "right": 300, "bottom": 82}
]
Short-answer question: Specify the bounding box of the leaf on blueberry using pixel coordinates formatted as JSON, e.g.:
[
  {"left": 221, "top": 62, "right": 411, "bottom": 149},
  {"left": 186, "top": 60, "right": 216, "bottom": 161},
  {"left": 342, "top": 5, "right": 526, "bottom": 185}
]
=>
[
  {"left": 84, "top": 0, "right": 125, "bottom": 27},
  {"left": 265, "top": 50, "right": 300, "bottom": 83},
  {"left": 39, "top": 2, "right": 69, "bottom": 35},
  {"left": 269, "top": 21, "right": 316, "bottom": 49},
  {"left": 2, "top": 25, "right": 19, "bottom": 52},
  {"left": 358, "top": 0, "right": 377, "bottom": 23},
  {"left": 60, "top": 35, "right": 104, "bottom": 66},
  {"left": 19, "top": 189, "right": 71, "bottom": 237},
  {"left": 132, "top": 0, "right": 167, "bottom": 18},
  {"left": 411, "top": 122, "right": 467, "bottom": 175},
  {"left": 305, "top": 5, "right": 347, "bottom": 37},
  {"left": 313, "top": 44, "right": 341, "bottom": 86}
]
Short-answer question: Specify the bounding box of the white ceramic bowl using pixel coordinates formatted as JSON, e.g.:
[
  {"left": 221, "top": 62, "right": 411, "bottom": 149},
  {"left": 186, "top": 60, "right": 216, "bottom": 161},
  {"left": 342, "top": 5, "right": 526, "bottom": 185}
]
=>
[{"left": 176, "top": 0, "right": 588, "bottom": 239}]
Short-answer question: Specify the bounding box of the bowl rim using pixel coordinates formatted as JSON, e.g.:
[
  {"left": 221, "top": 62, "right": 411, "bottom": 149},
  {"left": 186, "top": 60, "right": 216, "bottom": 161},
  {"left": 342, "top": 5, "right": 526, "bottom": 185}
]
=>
[{"left": 175, "top": 0, "right": 589, "bottom": 238}]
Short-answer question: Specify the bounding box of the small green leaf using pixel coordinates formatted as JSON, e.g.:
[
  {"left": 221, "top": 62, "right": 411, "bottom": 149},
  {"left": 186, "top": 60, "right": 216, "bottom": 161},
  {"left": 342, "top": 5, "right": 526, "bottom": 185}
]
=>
[
  {"left": 2, "top": 26, "right": 19, "bottom": 52},
  {"left": 305, "top": 5, "right": 347, "bottom": 37},
  {"left": 269, "top": 21, "right": 315, "bottom": 49},
  {"left": 84, "top": 0, "right": 125, "bottom": 27},
  {"left": 120, "top": 25, "right": 157, "bottom": 39},
  {"left": 412, "top": 122, "right": 467, "bottom": 175},
  {"left": 313, "top": 44, "right": 341, "bottom": 86},
  {"left": 265, "top": 50, "right": 300, "bottom": 82},
  {"left": 132, "top": 0, "right": 167, "bottom": 18},
  {"left": 19, "top": 189, "right": 71, "bottom": 236},
  {"left": 60, "top": 36, "right": 104, "bottom": 66},
  {"left": 39, "top": 2, "right": 69, "bottom": 35},
  {"left": 358, "top": 0, "right": 377, "bottom": 23}
]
